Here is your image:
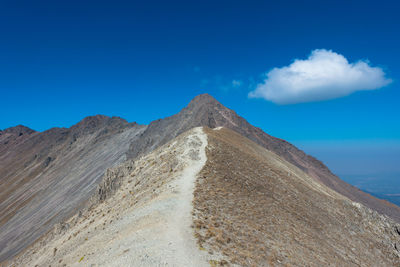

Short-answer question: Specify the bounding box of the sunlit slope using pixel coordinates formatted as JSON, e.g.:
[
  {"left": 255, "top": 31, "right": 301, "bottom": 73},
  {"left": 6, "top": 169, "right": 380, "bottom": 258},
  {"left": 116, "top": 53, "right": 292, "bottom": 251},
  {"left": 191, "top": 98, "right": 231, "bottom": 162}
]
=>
[{"left": 193, "top": 127, "right": 400, "bottom": 266}]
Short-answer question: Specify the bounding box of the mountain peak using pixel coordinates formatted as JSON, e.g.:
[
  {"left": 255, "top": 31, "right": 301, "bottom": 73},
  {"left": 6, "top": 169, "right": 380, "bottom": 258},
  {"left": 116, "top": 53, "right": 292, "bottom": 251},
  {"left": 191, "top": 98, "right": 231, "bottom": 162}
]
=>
[
  {"left": 72, "top": 115, "right": 131, "bottom": 132},
  {"left": 187, "top": 93, "right": 222, "bottom": 109},
  {"left": 76, "top": 114, "right": 112, "bottom": 125},
  {"left": 2, "top": 125, "right": 36, "bottom": 135}
]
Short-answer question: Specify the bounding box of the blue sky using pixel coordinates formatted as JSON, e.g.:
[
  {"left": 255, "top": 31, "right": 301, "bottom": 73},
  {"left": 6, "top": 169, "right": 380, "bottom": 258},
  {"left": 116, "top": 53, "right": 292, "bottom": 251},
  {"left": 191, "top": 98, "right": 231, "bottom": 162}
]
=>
[{"left": 1, "top": 0, "right": 399, "bottom": 178}]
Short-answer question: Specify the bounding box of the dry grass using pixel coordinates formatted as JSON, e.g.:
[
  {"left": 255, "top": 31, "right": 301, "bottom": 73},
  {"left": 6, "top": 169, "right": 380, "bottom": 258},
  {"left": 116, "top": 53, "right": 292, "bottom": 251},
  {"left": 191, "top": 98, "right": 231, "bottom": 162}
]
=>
[{"left": 193, "top": 127, "right": 400, "bottom": 266}]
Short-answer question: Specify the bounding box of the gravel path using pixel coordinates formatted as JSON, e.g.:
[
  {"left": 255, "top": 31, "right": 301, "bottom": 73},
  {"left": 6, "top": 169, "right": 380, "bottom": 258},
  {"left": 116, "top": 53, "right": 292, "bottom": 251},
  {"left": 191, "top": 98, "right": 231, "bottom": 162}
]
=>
[{"left": 9, "top": 127, "right": 211, "bottom": 267}]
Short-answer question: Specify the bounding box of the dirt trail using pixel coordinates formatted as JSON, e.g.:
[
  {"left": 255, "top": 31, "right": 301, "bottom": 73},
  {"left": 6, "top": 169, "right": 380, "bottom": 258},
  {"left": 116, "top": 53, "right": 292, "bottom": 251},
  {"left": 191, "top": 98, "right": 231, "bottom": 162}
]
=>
[{"left": 9, "top": 127, "right": 213, "bottom": 267}]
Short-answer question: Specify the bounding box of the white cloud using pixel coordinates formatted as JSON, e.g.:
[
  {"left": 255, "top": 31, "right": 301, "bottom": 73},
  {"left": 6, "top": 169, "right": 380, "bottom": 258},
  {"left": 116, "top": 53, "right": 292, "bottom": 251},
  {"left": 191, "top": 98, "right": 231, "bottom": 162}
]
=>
[
  {"left": 232, "top": 79, "right": 242, "bottom": 88},
  {"left": 249, "top": 49, "right": 392, "bottom": 104}
]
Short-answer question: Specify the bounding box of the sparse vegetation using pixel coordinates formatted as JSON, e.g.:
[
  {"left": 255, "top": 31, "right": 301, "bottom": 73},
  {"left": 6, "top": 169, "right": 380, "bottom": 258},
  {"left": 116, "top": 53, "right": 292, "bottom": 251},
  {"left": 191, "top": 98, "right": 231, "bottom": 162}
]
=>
[
  {"left": 6, "top": 127, "right": 400, "bottom": 267},
  {"left": 193, "top": 127, "right": 400, "bottom": 266}
]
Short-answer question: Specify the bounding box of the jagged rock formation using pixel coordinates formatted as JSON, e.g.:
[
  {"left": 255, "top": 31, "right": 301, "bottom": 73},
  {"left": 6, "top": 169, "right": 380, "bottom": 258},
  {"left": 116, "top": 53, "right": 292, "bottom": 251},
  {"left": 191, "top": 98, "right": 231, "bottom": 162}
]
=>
[{"left": 0, "top": 116, "right": 145, "bottom": 262}]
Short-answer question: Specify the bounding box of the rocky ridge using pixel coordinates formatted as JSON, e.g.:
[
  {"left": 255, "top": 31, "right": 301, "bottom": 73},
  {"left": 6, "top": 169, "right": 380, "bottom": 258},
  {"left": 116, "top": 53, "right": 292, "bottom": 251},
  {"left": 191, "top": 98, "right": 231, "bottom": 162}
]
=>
[
  {"left": 127, "top": 94, "right": 400, "bottom": 223},
  {"left": 2, "top": 94, "right": 400, "bottom": 264},
  {"left": 193, "top": 127, "right": 400, "bottom": 266},
  {"left": 5, "top": 127, "right": 400, "bottom": 266}
]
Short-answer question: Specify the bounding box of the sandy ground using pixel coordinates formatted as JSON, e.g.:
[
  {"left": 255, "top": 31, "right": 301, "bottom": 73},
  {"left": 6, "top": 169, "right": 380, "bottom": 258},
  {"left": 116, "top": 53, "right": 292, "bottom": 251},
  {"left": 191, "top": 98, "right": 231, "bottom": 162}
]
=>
[{"left": 8, "top": 127, "right": 215, "bottom": 267}]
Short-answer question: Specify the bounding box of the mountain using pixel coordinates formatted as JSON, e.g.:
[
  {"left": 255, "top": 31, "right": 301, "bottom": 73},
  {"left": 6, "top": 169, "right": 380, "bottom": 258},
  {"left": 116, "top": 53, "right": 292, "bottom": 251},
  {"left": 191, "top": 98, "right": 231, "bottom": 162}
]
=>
[
  {"left": 0, "top": 116, "right": 145, "bottom": 262},
  {"left": 1, "top": 94, "right": 400, "bottom": 264},
  {"left": 127, "top": 94, "right": 400, "bottom": 223},
  {"left": 7, "top": 127, "right": 400, "bottom": 266},
  {"left": 0, "top": 125, "right": 36, "bottom": 156}
]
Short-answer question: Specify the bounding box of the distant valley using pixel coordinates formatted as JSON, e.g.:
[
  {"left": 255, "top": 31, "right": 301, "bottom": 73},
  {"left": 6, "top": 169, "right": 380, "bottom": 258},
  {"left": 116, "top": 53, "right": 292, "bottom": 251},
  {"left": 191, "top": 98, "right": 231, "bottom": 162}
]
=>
[{"left": 341, "top": 173, "right": 400, "bottom": 206}]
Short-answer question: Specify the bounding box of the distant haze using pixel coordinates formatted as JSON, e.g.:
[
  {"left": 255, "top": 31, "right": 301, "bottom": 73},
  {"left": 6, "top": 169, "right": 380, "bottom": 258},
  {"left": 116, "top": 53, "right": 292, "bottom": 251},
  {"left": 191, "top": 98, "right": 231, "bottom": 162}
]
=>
[
  {"left": 295, "top": 140, "right": 400, "bottom": 175},
  {"left": 296, "top": 140, "right": 400, "bottom": 203}
]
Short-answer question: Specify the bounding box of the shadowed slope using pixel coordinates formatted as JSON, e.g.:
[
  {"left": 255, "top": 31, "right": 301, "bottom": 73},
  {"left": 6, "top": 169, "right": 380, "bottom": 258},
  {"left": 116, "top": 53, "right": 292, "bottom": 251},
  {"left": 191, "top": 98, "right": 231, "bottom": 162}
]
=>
[
  {"left": 0, "top": 116, "right": 146, "bottom": 262},
  {"left": 193, "top": 127, "right": 400, "bottom": 266}
]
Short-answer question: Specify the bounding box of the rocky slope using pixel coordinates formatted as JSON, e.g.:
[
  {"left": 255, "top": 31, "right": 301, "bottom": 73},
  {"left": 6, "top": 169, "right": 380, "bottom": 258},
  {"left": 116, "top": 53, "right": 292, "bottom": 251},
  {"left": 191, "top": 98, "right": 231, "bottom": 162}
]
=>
[
  {"left": 6, "top": 128, "right": 213, "bottom": 266},
  {"left": 6, "top": 127, "right": 400, "bottom": 266},
  {"left": 0, "top": 125, "right": 36, "bottom": 156},
  {"left": 194, "top": 127, "right": 400, "bottom": 266},
  {"left": 2, "top": 93, "right": 400, "bottom": 264},
  {"left": 0, "top": 116, "right": 146, "bottom": 262},
  {"left": 127, "top": 94, "right": 400, "bottom": 223}
]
